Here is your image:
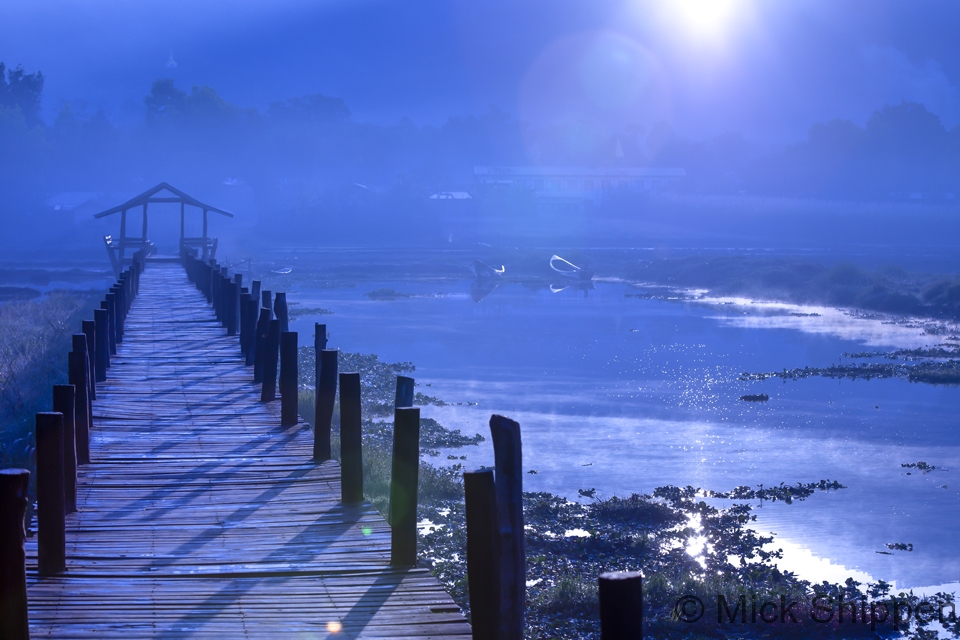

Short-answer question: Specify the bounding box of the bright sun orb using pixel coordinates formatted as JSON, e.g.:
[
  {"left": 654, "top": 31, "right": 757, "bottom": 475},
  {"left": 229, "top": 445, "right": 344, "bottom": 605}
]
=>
[{"left": 672, "top": 0, "right": 741, "bottom": 39}]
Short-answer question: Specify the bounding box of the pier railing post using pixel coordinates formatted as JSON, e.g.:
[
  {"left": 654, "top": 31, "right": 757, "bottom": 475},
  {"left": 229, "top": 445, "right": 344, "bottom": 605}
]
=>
[
  {"left": 68, "top": 349, "right": 91, "bottom": 465},
  {"left": 279, "top": 331, "right": 298, "bottom": 426},
  {"left": 81, "top": 321, "right": 97, "bottom": 399},
  {"left": 261, "top": 319, "right": 281, "bottom": 402},
  {"left": 395, "top": 376, "right": 414, "bottom": 408},
  {"left": 314, "top": 348, "right": 338, "bottom": 461},
  {"left": 390, "top": 406, "right": 420, "bottom": 567},
  {"left": 339, "top": 372, "right": 363, "bottom": 504},
  {"left": 52, "top": 386, "right": 77, "bottom": 514},
  {"left": 0, "top": 468, "right": 30, "bottom": 640},
  {"left": 464, "top": 468, "right": 499, "bottom": 640},
  {"left": 245, "top": 299, "right": 259, "bottom": 365},
  {"left": 275, "top": 292, "right": 289, "bottom": 333},
  {"left": 253, "top": 308, "right": 271, "bottom": 383},
  {"left": 36, "top": 412, "right": 66, "bottom": 575},
  {"left": 599, "top": 571, "right": 643, "bottom": 640},
  {"left": 93, "top": 309, "right": 109, "bottom": 380},
  {"left": 490, "top": 414, "right": 524, "bottom": 640},
  {"left": 102, "top": 296, "right": 117, "bottom": 356},
  {"left": 239, "top": 291, "right": 251, "bottom": 353}
]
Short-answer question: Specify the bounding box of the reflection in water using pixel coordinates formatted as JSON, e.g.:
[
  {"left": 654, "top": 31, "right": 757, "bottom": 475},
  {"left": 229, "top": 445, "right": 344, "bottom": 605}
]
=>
[
  {"left": 470, "top": 277, "right": 501, "bottom": 302},
  {"left": 550, "top": 281, "right": 595, "bottom": 296}
]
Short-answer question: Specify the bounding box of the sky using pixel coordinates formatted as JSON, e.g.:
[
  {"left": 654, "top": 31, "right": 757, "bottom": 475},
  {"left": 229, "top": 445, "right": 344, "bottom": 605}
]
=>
[{"left": 1, "top": 0, "right": 959, "bottom": 143}]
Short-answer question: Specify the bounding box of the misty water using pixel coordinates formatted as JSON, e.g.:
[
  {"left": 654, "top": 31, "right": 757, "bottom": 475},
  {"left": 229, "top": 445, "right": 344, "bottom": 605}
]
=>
[{"left": 273, "top": 248, "right": 960, "bottom": 595}]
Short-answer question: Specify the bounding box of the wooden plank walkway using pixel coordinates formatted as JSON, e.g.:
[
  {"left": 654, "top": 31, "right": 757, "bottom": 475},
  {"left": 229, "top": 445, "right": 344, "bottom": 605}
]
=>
[{"left": 24, "top": 262, "right": 471, "bottom": 639}]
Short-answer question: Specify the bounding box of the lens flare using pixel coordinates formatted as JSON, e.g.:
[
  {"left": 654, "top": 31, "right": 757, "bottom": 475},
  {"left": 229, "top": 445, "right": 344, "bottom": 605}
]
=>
[{"left": 326, "top": 621, "right": 343, "bottom": 633}]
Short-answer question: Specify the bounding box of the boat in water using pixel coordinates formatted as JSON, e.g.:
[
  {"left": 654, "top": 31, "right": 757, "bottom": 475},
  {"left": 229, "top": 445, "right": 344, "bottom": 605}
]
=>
[
  {"left": 549, "top": 255, "right": 593, "bottom": 281},
  {"left": 471, "top": 259, "right": 505, "bottom": 279}
]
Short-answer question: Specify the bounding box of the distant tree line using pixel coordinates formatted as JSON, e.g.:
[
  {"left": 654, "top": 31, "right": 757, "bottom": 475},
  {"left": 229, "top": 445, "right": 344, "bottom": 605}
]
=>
[{"left": 2, "top": 62, "right": 959, "bottom": 230}]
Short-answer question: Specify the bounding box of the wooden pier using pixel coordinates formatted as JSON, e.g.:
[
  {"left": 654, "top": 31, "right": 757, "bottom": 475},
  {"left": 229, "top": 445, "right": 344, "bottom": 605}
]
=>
[{"left": 21, "top": 262, "right": 471, "bottom": 638}]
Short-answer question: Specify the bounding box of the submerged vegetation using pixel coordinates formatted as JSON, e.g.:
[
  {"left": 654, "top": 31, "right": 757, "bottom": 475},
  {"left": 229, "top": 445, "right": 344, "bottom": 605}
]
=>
[{"left": 297, "top": 348, "right": 957, "bottom": 639}]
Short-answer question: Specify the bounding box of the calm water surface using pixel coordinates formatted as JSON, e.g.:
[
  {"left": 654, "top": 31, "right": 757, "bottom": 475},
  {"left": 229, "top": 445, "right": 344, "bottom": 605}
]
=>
[{"left": 287, "top": 270, "right": 960, "bottom": 592}]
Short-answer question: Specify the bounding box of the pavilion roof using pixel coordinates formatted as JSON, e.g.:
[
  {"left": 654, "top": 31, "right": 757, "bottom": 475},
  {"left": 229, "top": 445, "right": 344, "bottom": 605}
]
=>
[{"left": 93, "top": 182, "right": 234, "bottom": 218}]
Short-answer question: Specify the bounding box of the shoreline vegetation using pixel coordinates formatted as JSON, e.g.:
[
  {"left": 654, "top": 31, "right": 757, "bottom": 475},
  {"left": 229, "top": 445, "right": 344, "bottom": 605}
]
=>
[
  {"left": 296, "top": 349, "right": 958, "bottom": 639},
  {"left": 0, "top": 290, "right": 100, "bottom": 524}
]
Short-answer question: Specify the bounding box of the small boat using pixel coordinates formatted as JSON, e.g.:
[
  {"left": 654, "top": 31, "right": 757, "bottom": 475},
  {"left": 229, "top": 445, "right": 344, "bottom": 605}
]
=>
[
  {"left": 471, "top": 259, "right": 505, "bottom": 279},
  {"left": 549, "top": 255, "right": 593, "bottom": 281},
  {"left": 271, "top": 267, "right": 292, "bottom": 275}
]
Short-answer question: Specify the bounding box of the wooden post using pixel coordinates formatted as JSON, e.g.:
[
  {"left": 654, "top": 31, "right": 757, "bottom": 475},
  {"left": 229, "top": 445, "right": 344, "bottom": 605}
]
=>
[
  {"left": 52, "top": 386, "right": 77, "bottom": 514},
  {"left": 180, "top": 201, "right": 185, "bottom": 242},
  {"left": 313, "top": 349, "right": 338, "bottom": 461},
  {"left": 119, "top": 209, "right": 127, "bottom": 263},
  {"left": 71, "top": 332, "right": 93, "bottom": 434},
  {"left": 0, "top": 468, "right": 30, "bottom": 640},
  {"left": 339, "top": 372, "right": 363, "bottom": 504},
  {"left": 274, "top": 292, "right": 289, "bottom": 333},
  {"left": 111, "top": 285, "right": 124, "bottom": 342},
  {"left": 239, "top": 292, "right": 251, "bottom": 354},
  {"left": 261, "top": 290, "right": 273, "bottom": 314},
  {"left": 102, "top": 296, "right": 117, "bottom": 356},
  {"left": 232, "top": 274, "right": 242, "bottom": 339},
  {"left": 390, "top": 407, "right": 420, "bottom": 566},
  {"left": 68, "top": 350, "right": 91, "bottom": 465},
  {"left": 36, "top": 412, "right": 66, "bottom": 575},
  {"left": 261, "top": 319, "right": 281, "bottom": 402},
  {"left": 490, "top": 414, "right": 524, "bottom": 640},
  {"left": 253, "top": 308, "right": 271, "bottom": 383},
  {"left": 464, "top": 468, "right": 500, "bottom": 640},
  {"left": 82, "top": 321, "right": 97, "bottom": 398},
  {"left": 245, "top": 299, "right": 259, "bottom": 366},
  {"left": 226, "top": 281, "right": 238, "bottom": 336},
  {"left": 395, "top": 375, "right": 415, "bottom": 408},
  {"left": 93, "top": 309, "right": 109, "bottom": 379},
  {"left": 251, "top": 280, "right": 261, "bottom": 304},
  {"left": 315, "top": 323, "right": 327, "bottom": 350},
  {"left": 202, "top": 208, "right": 209, "bottom": 260},
  {"left": 599, "top": 572, "right": 643, "bottom": 640},
  {"left": 141, "top": 202, "right": 148, "bottom": 245},
  {"left": 279, "top": 331, "right": 298, "bottom": 426}
]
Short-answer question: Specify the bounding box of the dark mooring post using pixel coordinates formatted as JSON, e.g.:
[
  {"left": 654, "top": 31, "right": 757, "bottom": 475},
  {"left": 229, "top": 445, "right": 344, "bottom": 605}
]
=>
[
  {"left": 390, "top": 406, "right": 420, "bottom": 567},
  {"left": 81, "top": 320, "right": 97, "bottom": 399},
  {"left": 599, "top": 572, "right": 643, "bottom": 640},
  {"left": 251, "top": 280, "right": 261, "bottom": 306},
  {"left": 52, "top": 385, "right": 77, "bottom": 514},
  {"left": 313, "top": 348, "right": 338, "bottom": 461},
  {"left": 68, "top": 350, "right": 91, "bottom": 465},
  {"left": 339, "top": 372, "right": 363, "bottom": 504},
  {"left": 490, "top": 414, "right": 524, "bottom": 640},
  {"left": 261, "top": 290, "right": 272, "bottom": 315},
  {"left": 253, "top": 308, "right": 271, "bottom": 383},
  {"left": 0, "top": 468, "right": 30, "bottom": 640},
  {"left": 279, "top": 332, "right": 298, "bottom": 426},
  {"left": 274, "top": 292, "right": 289, "bottom": 333},
  {"left": 395, "top": 375, "right": 415, "bottom": 409},
  {"left": 464, "top": 468, "right": 500, "bottom": 640},
  {"left": 93, "top": 309, "right": 109, "bottom": 380},
  {"left": 261, "top": 319, "right": 281, "bottom": 402},
  {"left": 36, "top": 412, "right": 66, "bottom": 575}
]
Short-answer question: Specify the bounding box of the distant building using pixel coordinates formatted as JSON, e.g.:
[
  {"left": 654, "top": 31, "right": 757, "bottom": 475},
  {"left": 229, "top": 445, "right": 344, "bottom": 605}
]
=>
[
  {"left": 474, "top": 166, "right": 686, "bottom": 206},
  {"left": 428, "top": 191, "right": 473, "bottom": 200}
]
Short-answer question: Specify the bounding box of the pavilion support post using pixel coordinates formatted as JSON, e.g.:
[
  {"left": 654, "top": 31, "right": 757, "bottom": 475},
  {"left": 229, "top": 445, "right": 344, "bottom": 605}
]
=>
[
  {"left": 36, "top": 412, "right": 66, "bottom": 575},
  {"left": 0, "top": 468, "right": 30, "bottom": 640},
  {"left": 339, "top": 373, "right": 364, "bottom": 504},
  {"left": 141, "top": 202, "right": 148, "bottom": 248},
  {"left": 52, "top": 385, "right": 77, "bottom": 514},
  {"left": 119, "top": 209, "right": 127, "bottom": 263},
  {"left": 261, "top": 320, "right": 281, "bottom": 402},
  {"left": 390, "top": 406, "right": 420, "bottom": 567},
  {"left": 465, "top": 468, "right": 500, "bottom": 640},
  {"left": 279, "top": 332, "right": 298, "bottom": 426},
  {"left": 81, "top": 321, "right": 97, "bottom": 399},
  {"left": 314, "top": 348, "right": 338, "bottom": 462}
]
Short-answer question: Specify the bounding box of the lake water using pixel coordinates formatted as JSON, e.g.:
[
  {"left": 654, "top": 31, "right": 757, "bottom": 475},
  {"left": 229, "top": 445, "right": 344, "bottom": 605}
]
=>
[{"left": 281, "top": 257, "right": 960, "bottom": 594}]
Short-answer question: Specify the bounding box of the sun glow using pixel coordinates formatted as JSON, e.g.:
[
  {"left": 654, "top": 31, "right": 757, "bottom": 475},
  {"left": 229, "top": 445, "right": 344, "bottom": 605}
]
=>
[{"left": 670, "top": 0, "right": 743, "bottom": 40}]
